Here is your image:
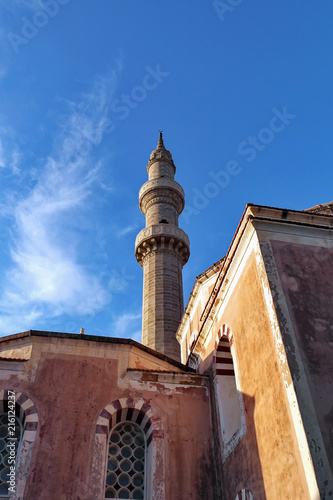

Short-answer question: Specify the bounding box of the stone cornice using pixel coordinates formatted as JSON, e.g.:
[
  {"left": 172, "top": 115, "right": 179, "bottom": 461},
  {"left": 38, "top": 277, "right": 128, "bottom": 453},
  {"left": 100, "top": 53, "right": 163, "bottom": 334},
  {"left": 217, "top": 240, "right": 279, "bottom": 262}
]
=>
[
  {"left": 135, "top": 224, "right": 190, "bottom": 266},
  {"left": 139, "top": 178, "right": 185, "bottom": 213}
]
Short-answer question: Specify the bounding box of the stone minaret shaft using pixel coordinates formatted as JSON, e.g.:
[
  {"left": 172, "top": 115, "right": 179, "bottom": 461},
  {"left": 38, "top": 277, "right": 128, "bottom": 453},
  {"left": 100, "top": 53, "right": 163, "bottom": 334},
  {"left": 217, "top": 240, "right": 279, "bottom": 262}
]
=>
[{"left": 135, "top": 133, "right": 190, "bottom": 361}]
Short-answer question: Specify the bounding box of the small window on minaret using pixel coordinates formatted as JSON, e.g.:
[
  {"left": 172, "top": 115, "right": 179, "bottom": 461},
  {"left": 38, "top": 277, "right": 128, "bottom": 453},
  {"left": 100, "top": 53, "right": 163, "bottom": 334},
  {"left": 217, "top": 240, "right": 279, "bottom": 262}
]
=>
[{"left": 159, "top": 219, "right": 168, "bottom": 224}]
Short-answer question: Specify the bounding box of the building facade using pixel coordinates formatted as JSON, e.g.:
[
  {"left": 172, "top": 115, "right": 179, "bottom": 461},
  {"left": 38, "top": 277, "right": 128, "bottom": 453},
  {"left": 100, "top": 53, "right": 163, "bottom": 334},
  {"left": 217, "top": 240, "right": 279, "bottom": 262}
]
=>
[{"left": 0, "top": 136, "right": 332, "bottom": 499}]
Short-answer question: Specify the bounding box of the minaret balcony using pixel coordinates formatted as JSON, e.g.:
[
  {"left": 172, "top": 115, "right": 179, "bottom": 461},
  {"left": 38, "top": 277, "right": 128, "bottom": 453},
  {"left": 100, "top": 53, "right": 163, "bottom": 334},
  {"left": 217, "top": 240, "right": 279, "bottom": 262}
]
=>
[
  {"left": 135, "top": 224, "right": 190, "bottom": 265},
  {"left": 139, "top": 178, "right": 185, "bottom": 215}
]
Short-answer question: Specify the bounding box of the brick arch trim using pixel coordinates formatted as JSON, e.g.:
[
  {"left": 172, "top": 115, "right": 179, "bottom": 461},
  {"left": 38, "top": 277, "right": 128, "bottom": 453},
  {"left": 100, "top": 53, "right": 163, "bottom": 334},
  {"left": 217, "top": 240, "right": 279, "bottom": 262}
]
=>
[
  {"left": 214, "top": 325, "right": 235, "bottom": 377},
  {"left": 95, "top": 398, "right": 163, "bottom": 447},
  {"left": 214, "top": 323, "right": 233, "bottom": 349},
  {"left": 235, "top": 489, "right": 254, "bottom": 499}
]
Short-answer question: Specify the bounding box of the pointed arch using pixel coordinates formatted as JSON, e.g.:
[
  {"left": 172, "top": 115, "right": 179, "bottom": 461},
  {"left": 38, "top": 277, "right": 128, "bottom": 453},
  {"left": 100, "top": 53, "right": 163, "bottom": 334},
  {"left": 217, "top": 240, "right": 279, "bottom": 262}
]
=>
[
  {"left": 95, "top": 398, "right": 162, "bottom": 447},
  {"left": 213, "top": 325, "right": 246, "bottom": 461},
  {"left": 214, "top": 323, "right": 233, "bottom": 349}
]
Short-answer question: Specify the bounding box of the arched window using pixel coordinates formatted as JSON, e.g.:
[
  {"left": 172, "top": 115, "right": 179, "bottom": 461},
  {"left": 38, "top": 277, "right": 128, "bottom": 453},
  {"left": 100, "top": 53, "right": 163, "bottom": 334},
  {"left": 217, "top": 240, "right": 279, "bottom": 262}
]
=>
[
  {"left": 214, "top": 327, "right": 246, "bottom": 460},
  {"left": 105, "top": 421, "right": 146, "bottom": 499},
  {"left": 93, "top": 398, "right": 165, "bottom": 499},
  {"left": 216, "top": 335, "right": 241, "bottom": 443}
]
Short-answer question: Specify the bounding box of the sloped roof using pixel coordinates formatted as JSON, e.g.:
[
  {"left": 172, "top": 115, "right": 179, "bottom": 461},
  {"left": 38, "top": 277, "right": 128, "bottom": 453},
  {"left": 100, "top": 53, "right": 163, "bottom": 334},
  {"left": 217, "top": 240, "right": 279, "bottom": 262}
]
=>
[{"left": 304, "top": 201, "right": 333, "bottom": 215}]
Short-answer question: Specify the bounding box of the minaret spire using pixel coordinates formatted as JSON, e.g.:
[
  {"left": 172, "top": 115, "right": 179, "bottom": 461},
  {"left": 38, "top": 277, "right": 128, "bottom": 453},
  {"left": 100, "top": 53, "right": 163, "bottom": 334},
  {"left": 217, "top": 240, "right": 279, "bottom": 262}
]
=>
[
  {"left": 157, "top": 130, "right": 165, "bottom": 149},
  {"left": 135, "top": 134, "right": 190, "bottom": 361}
]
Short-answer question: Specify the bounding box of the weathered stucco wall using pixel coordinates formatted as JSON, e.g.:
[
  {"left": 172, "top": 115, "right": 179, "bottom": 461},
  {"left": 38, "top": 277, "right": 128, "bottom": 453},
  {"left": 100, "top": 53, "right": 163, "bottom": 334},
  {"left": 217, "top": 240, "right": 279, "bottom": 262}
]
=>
[
  {"left": 0, "top": 334, "right": 216, "bottom": 500},
  {"left": 270, "top": 240, "right": 333, "bottom": 491},
  {"left": 198, "top": 251, "right": 310, "bottom": 500}
]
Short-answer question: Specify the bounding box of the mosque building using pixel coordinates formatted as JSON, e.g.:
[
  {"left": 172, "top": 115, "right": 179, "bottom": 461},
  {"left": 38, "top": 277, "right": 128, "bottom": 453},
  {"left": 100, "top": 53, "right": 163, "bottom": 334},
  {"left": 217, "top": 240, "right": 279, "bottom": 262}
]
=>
[{"left": 0, "top": 134, "right": 332, "bottom": 499}]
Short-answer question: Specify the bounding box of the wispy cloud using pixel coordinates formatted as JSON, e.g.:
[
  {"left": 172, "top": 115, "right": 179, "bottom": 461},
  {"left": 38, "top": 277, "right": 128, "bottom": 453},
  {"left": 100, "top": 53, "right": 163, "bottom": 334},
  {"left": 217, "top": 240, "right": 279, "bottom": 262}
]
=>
[
  {"left": 111, "top": 312, "right": 142, "bottom": 338},
  {"left": 1, "top": 0, "right": 45, "bottom": 13},
  {"left": 0, "top": 137, "right": 20, "bottom": 175},
  {"left": 0, "top": 66, "right": 123, "bottom": 335},
  {"left": 116, "top": 223, "right": 139, "bottom": 238}
]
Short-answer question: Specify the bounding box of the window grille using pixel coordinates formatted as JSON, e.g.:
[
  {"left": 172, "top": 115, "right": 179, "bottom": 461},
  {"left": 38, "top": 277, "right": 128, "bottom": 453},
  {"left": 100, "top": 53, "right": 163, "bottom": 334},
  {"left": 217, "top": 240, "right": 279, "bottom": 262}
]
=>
[{"left": 105, "top": 421, "right": 146, "bottom": 499}]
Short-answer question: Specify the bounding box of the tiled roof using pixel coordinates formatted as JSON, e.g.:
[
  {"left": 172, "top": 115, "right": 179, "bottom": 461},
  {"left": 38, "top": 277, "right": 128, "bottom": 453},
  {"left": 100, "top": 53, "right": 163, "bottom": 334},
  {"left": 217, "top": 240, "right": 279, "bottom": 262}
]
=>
[{"left": 304, "top": 201, "right": 333, "bottom": 215}]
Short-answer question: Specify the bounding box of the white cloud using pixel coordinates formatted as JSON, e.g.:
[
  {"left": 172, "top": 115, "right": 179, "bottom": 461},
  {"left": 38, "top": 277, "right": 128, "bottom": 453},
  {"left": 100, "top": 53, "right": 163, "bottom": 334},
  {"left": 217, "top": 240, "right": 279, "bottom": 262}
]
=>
[
  {"left": 0, "top": 137, "right": 20, "bottom": 174},
  {"left": 0, "top": 67, "right": 122, "bottom": 335},
  {"left": 116, "top": 223, "right": 139, "bottom": 238},
  {"left": 111, "top": 312, "right": 142, "bottom": 337},
  {"left": 9, "top": 150, "right": 20, "bottom": 175},
  {"left": 1, "top": 0, "right": 45, "bottom": 13},
  {"left": 130, "top": 329, "right": 142, "bottom": 343}
]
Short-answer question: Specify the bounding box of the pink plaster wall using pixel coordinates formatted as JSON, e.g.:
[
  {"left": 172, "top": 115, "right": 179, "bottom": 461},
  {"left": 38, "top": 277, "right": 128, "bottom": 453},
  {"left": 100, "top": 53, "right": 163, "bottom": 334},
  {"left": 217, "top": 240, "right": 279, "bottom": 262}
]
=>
[{"left": 0, "top": 337, "right": 217, "bottom": 499}]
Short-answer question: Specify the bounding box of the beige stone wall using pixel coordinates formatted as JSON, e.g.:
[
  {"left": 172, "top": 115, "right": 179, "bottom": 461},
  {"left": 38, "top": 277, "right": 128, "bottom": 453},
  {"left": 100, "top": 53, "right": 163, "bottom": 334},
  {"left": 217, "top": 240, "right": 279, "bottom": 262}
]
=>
[
  {"left": 145, "top": 201, "right": 178, "bottom": 227},
  {"left": 216, "top": 253, "right": 310, "bottom": 499},
  {"left": 179, "top": 247, "right": 312, "bottom": 499},
  {"left": 147, "top": 161, "right": 174, "bottom": 180},
  {"left": 142, "top": 251, "right": 183, "bottom": 360}
]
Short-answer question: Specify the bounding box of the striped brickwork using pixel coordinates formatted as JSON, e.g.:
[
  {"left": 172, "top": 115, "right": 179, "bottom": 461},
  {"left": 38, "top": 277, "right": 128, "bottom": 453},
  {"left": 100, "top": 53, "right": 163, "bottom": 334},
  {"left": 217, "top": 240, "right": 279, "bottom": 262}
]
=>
[
  {"left": 0, "top": 389, "right": 38, "bottom": 434},
  {"left": 214, "top": 325, "right": 235, "bottom": 376},
  {"left": 214, "top": 325, "right": 246, "bottom": 462},
  {"left": 95, "top": 398, "right": 163, "bottom": 447}
]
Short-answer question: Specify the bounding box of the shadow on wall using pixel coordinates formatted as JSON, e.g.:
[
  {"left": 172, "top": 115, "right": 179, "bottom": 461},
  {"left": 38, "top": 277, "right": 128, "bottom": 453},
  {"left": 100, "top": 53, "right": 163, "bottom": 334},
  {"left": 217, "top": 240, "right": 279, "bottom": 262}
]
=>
[
  {"left": 220, "top": 393, "right": 267, "bottom": 500},
  {"left": 270, "top": 240, "right": 333, "bottom": 488}
]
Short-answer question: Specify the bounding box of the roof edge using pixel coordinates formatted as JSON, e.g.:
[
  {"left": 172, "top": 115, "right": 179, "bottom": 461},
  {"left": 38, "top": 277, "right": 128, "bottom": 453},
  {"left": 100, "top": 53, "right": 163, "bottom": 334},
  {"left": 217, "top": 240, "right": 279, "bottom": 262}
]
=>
[{"left": 0, "top": 330, "right": 194, "bottom": 372}]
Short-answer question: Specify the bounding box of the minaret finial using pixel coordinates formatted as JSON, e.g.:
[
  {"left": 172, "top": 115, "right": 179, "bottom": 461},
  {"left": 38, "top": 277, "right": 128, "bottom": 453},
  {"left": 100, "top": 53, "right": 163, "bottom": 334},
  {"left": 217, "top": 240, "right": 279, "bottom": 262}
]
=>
[{"left": 157, "top": 130, "right": 164, "bottom": 149}]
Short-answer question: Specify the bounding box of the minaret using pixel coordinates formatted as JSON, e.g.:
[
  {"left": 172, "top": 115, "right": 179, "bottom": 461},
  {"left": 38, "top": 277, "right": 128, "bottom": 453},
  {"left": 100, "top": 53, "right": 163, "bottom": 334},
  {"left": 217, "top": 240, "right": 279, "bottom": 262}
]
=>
[{"left": 135, "top": 132, "right": 190, "bottom": 361}]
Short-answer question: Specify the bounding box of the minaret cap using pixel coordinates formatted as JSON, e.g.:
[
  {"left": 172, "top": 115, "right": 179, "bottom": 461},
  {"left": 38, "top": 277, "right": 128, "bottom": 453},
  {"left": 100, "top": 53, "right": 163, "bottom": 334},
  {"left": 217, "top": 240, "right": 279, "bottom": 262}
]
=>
[{"left": 148, "top": 131, "right": 174, "bottom": 168}]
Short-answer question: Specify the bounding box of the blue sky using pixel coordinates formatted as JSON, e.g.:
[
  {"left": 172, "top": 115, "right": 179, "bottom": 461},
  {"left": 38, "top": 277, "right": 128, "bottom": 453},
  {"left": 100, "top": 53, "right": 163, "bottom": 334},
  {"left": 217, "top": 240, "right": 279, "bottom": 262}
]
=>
[{"left": 0, "top": 0, "right": 332, "bottom": 340}]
